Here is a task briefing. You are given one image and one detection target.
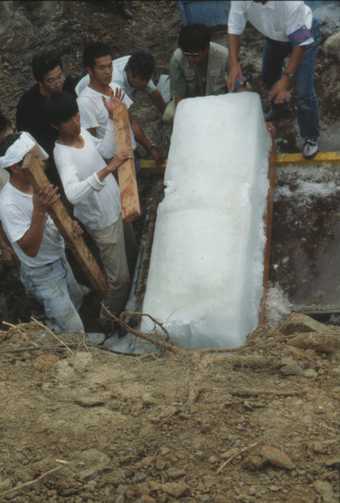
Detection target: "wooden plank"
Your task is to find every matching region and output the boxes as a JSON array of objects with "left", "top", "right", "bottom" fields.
[
  {"left": 140, "top": 159, "right": 166, "bottom": 176},
  {"left": 259, "top": 130, "right": 276, "bottom": 326},
  {"left": 276, "top": 151, "right": 340, "bottom": 166},
  {"left": 111, "top": 101, "right": 141, "bottom": 222},
  {"left": 24, "top": 152, "right": 108, "bottom": 296},
  {"left": 140, "top": 152, "right": 340, "bottom": 174}
]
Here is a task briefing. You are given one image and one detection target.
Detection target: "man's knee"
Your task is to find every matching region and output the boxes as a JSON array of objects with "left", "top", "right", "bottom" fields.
[
  {"left": 296, "top": 95, "right": 318, "bottom": 112},
  {"left": 44, "top": 286, "right": 84, "bottom": 333}
]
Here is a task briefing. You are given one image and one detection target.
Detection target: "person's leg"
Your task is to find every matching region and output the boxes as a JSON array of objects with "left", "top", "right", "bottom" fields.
[
  {"left": 262, "top": 38, "right": 291, "bottom": 90},
  {"left": 90, "top": 218, "right": 131, "bottom": 318},
  {"left": 262, "top": 38, "right": 291, "bottom": 120},
  {"left": 62, "top": 255, "right": 89, "bottom": 310},
  {"left": 124, "top": 221, "right": 138, "bottom": 279},
  {"left": 20, "top": 260, "right": 84, "bottom": 333},
  {"left": 295, "top": 20, "right": 320, "bottom": 155}
]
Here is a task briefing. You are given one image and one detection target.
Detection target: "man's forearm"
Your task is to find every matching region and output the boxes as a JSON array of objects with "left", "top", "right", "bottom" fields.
[
  {"left": 150, "top": 90, "right": 166, "bottom": 114},
  {"left": 130, "top": 117, "right": 153, "bottom": 151},
  {"left": 228, "top": 34, "right": 241, "bottom": 65},
  {"left": 17, "top": 208, "right": 46, "bottom": 257},
  {"left": 286, "top": 46, "right": 306, "bottom": 75}
]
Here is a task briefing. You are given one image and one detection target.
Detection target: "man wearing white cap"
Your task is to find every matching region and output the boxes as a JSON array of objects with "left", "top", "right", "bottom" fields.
[{"left": 0, "top": 132, "right": 86, "bottom": 333}]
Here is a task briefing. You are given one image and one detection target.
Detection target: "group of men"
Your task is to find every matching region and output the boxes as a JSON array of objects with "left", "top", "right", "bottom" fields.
[{"left": 0, "top": 0, "right": 320, "bottom": 336}]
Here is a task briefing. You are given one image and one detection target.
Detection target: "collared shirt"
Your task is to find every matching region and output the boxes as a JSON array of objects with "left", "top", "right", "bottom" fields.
[
  {"left": 170, "top": 42, "right": 228, "bottom": 100},
  {"left": 228, "top": 1, "right": 314, "bottom": 46}
]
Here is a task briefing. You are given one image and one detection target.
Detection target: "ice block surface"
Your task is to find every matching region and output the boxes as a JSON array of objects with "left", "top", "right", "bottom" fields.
[{"left": 142, "top": 93, "right": 271, "bottom": 348}]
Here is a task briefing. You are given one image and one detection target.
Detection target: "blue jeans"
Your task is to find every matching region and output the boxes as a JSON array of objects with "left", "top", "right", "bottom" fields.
[
  {"left": 262, "top": 18, "right": 320, "bottom": 140},
  {"left": 20, "top": 255, "right": 85, "bottom": 333}
]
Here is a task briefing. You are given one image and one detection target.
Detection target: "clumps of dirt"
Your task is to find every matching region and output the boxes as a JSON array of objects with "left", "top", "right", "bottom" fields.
[{"left": 0, "top": 313, "right": 340, "bottom": 502}]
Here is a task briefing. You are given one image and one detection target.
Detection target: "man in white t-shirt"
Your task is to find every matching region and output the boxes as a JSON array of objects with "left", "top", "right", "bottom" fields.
[
  {"left": 0, "top": 132, "right": 85, "bottom": 333},
  {"left": 77, "top": 42, "right": 162, "bottom": 165},
  {"left": 46, "top": 92, "right": 132, "bottom": 323},
  {"left": 76, "top": 50, "right": 166, "bottom": 114},
  {"left": 228, "top": 1, "right": 320, "bottom": 159}
]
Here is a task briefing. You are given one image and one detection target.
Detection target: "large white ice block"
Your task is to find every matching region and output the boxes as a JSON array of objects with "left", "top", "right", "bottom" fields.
[{"left": 142, "top": 93, "right": 271, "bottom": 348}]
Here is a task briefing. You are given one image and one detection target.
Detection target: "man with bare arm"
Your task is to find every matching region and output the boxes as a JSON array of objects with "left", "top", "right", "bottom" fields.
[{"left": 228, "top": 0, "right": 320, "bottom": 159}]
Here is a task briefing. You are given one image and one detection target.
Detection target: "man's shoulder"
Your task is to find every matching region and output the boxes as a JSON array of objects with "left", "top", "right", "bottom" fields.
[
  {"left": 170, "top": 48, "right": 184, "bottom": 65},
  {"left": 0, "top": 184, "right": 28, "bottom": 214},
  {"left": 77, "top": 87, "right": 101, "bottom": 108},
  {"left": 17, "top": 84, "right": 41, "bottom": 107}
]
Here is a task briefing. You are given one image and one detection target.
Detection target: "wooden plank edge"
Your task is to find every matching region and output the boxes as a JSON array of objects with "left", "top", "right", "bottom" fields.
[
  {"left": 276, "top": 151, "right": 340, "bottom": 166},
  {"left": 259, "top": 136, "right": 276, "bottom": 327},
  {"left": 140, "top": 152, "right": 340, "bottom": 175}
]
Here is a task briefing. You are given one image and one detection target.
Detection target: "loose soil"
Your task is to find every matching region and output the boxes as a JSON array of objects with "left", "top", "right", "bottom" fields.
[
  {"left": 1, "top": 315, "right": 340, "bottom": 502},
  {"left": 1, "top": 3, "right": 340, "bottom": 503}
]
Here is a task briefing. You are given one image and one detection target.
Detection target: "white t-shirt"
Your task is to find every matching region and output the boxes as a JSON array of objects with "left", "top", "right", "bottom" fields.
[
  {"left": 0, "top": 182, "right": 65, "bottom": 268},
  {"left": 53, "top": 124, "right": 121, "bottom": 231},
  {"left": 77, "top": 82, "right": 136, "bottom": 149},
  {"left": 228, "top": 1, "right": 314, "bottom": 46},
  {"left": 75, "top": 55, "right": 157, "bottom": 99}
]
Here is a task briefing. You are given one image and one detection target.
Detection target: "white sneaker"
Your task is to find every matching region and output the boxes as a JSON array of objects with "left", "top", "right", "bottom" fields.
[{"left": 303, "top": 139, "right": 319, "bottom": 159}]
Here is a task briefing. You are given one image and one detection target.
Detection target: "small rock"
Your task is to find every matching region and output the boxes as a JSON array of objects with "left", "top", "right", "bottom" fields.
[
  {"left": 161, "top": 482, "right": 191, "bottom": 498},
  {"left": 132, "top": 472, "right": 146, "bottom": 483},
  {"left": 289, "top": 333, "right": 340, "bottom": 354},
  {"left": 33, "top": 353, "right": 60, "bottom": 371},
  {"left": 312, "top": 441, "right": 336, "bottom": 455},
  {"left": 0, "top": 479, "right": 12, "bottom": 491},
  {"left": 280, "top": 362, "right": 304, "bottom": 376},
  {"left": 159, "top": 447, "right": 171, "bottom": 456},
  {"left": 243, "top": 454, "right": 264, "bottom": 470},
  {"left": 71, "top": 352, "right": 93, "bottom": 372},
  {"left": 313, "top": 480, "right": 337, "bottom": 503},
  {"left": 280, "top": 313, "right": 327, "bottom": 335},
  {"left": 303, "top": 368, "right": 318, "bottom": 378},
  {"left": 73, "top": 449, "right": 111, "bottom": 481},
  {"left": 208, "top": 455, "right": 218, "bottom": 464},
  {"left": 261, "top": 445, "right": 295, "bottom": 470},
  {"left": 54, "top": 360, "right": 75, "bottom": 381},
  {"left": 74, "top": 391, "right": 110, "bottom": 408},
  {"left": 269, "top": 485, "right": 280, "bottom": 492},
  {"left": 167, "top": 468, "right": 186, "bottom": 480},
  {"left": 248, "top": 486, "right": 257, "bottom": 496},
  {"left": 324, "top": 32, "right": 340, "bottom": 62}
]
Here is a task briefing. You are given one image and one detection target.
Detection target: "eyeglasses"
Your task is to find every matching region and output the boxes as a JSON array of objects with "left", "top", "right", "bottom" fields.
[
  {"left": 183, "top": 51, "right": 200, "bottom": 57},
  {"left": 45, "top": 73, "right": 65, "bottom": 85}
]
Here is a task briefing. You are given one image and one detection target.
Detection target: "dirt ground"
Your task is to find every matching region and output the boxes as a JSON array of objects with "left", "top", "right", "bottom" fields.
[
  {"left": 1, "top": 313, "right": 340, "bottom": 503},
  {"left": 1, "top": 3, "right": 340, "bottom": 502}
]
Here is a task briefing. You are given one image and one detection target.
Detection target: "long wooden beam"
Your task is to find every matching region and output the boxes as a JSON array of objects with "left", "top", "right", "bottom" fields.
[
  {"left": 24, "top": 153, "right": 108, "bottom": 296},
  {"left": 275, "top": 151, "right": 340, "bottom": 166},
  {"left": 139, "top": 151, "right": 340, "bottom": 175},
  {"left": 259, "top": 134, "right": 276, "bottom": 326},
  {"left": 111, "top": 101, "right": 141, "bottom": 223}
]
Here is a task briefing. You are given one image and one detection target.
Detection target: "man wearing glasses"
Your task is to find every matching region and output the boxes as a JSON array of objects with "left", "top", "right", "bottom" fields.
[
  {"left": 165, "top": 24, "right": 228, "bottom": 121},
  {"left": 16, "top": 51, "right": 77, "bottom": 183}
]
